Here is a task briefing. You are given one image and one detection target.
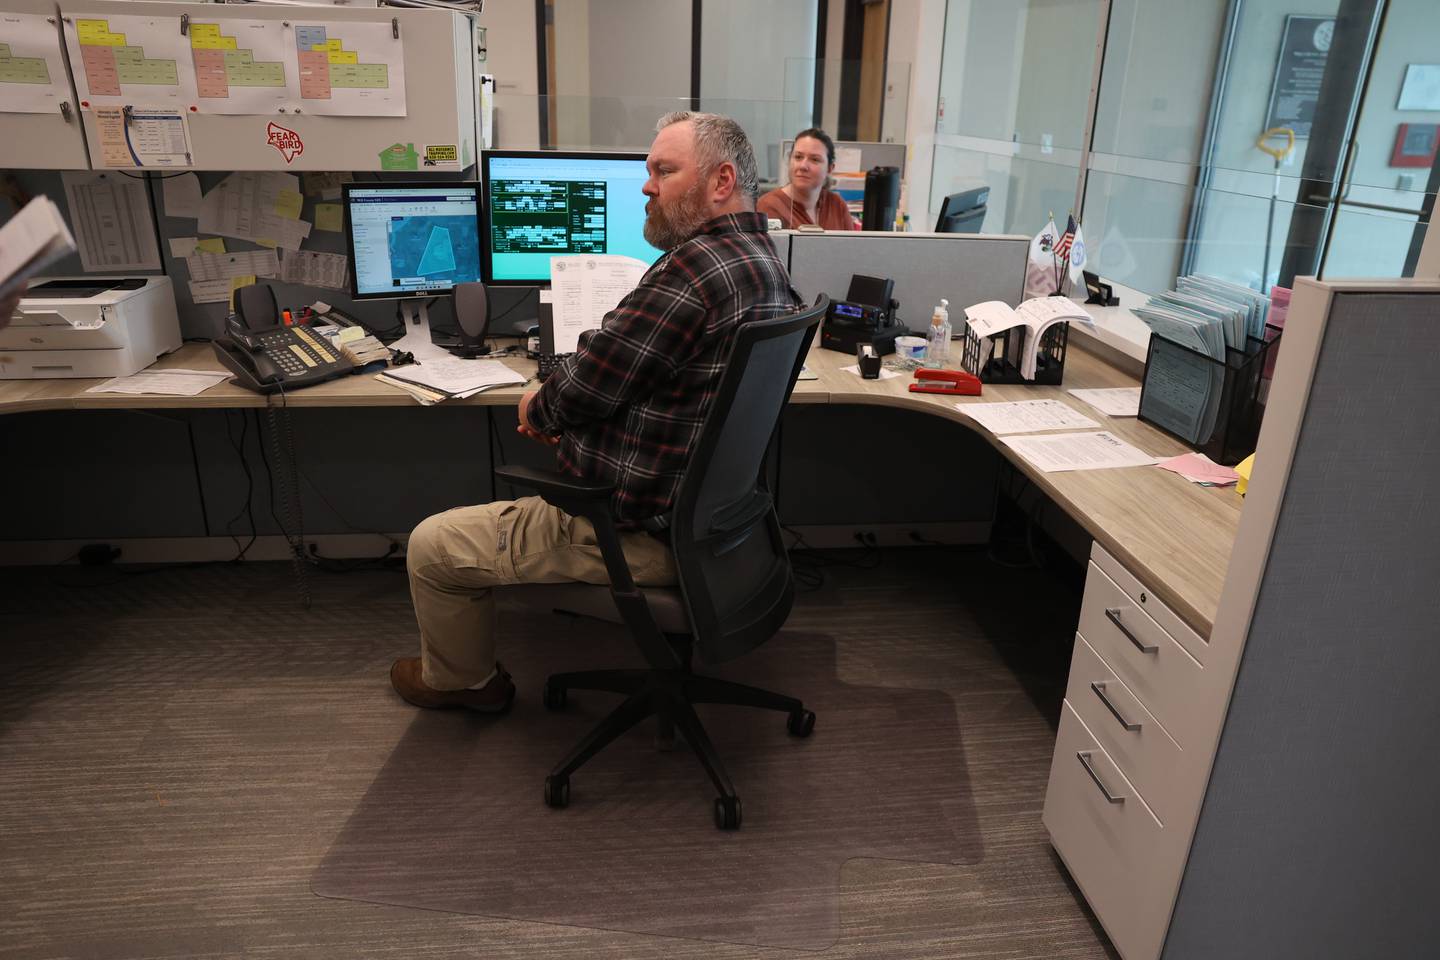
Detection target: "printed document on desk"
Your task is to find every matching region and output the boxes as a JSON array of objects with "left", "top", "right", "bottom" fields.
[
  {"left": 958, "top": 398, "right": 1099, "bottom": 434},
  {"left": 381, "top": 357, "right": 526, "bottom": 397},
  {"left": 1067, "top": 387, "right": 1141, "bottom": 417},
  {"left": 1000, "top": 431, "right": 1158, "bottom": 472},
  {"left": 964, "top": 297, "right": 1093, "bottom": 380},
  {"left": 549, "top": 255, "right": 648, "bottom": 353}
]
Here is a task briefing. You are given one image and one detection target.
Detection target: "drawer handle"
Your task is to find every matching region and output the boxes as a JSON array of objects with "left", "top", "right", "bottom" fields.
[
  {"left": 1105, "top": 607, "right": 1158, "bottom": 654},
  {"left": 1091, "top": 681, "right": 1143, "bottom": 732},
  {"left": 1077, "top": 751, "right": 1126, "bottom": 804}
]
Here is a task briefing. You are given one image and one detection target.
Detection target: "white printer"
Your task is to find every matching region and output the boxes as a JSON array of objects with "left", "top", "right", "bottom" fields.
[{"left": 0, "top": 276, "right": 182, "bottom": 379}]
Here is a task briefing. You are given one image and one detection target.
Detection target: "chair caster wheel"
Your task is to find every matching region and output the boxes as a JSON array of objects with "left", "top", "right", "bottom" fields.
[
  {"left": 543, "top": 775, "right": 570, "bottom": 809},
  {"left": 714, "top": 795, "right": 742, "bottom": 830},
  {"left": 542, "top": 681, "right": 568, "bottom": 711},
  {"left": 787, "top": 709, "right": 816, "bottom": 738}
]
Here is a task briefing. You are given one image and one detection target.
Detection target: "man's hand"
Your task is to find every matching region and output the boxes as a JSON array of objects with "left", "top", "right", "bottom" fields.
[
  {"left": 0, "top": 282, "right": 25, "bottom": 331},
  {"left": 517, "top": 390, "right": 559, "bottom": 446}
]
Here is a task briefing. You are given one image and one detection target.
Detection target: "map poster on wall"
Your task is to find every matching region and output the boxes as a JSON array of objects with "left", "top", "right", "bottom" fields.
[
  {"left": 64, "top": 13, "right": 199, "bottom": 108},
  {"left": 1264, "top": 15, "right": 1334, "bottom": 139},
  {"left": 0, "top": 13, "right": 74, "bottom": 114},
  {"left": 190, "top": 19, "right": 292, "bottom": 115},
  {"left": 292, "top": 21, "right": 405, "bottom": 117}
]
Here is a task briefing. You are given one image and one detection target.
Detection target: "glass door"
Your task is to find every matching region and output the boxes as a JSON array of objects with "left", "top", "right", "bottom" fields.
[
  {"left": 1188, "top": 0, "right": 1437, "bottom": 289},
  {"left": 1308, "top": 0, "right": 1438, "bottom": 279}
]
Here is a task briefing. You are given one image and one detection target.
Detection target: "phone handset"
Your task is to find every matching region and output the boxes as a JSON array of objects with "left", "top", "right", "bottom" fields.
[{"left": 214, "top": 317, "right": 283, "bottom": 390}]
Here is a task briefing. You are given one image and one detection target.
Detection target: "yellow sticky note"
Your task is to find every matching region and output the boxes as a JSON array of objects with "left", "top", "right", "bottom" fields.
[
  {"left": 228, "top": 275, "right": 256, "bottom": 310},
  {"left": 275, "top": 190, "right": 303, "bottom": 220},
  {"left": 336, "top": 326, "right": 365, "bottom": 345},
  {"left": 196, "top": 237, "right": 226, "bottom": 254},
  {"left": 1234, "top": 453, "right": 1255, "bottom": 496},
  {"left": 254, "top": 238, "right": 277, "bottom": 249},
  {"left": 314, "top": 203, "right": 343, "bottom": 233}
]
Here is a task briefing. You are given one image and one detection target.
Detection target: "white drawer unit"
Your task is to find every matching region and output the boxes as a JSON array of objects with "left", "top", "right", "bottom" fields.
[
  {"left": 1064, "top": 633, "right": 1194, "bottom": 824},
  {"left": 1043, "top": 701, "right": 1186, "bottom": 960},
  {"left": 1077, "top": 562, "right": 1212, "bottom": 749},
  {"left": 1090, "top": 543, "right": 1206, "bottom": 663}
]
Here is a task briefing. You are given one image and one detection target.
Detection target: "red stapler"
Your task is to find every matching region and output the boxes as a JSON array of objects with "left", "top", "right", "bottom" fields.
[{"left": 909, "top": 368, "right": 982, "bottom": 396}]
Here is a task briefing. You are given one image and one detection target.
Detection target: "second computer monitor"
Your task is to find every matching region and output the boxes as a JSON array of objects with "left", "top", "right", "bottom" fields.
[
  {"left": 481, "top": 150, "right": 663, "bottom": 285},
  {"left": 934, "top": 187, "right": 990, "bottom": 234},
  {"left": 344, "top": 182, "right": 482, "bottom": 300}
]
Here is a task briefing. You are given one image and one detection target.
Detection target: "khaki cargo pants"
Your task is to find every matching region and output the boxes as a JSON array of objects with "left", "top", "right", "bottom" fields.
[{"left": 406, "top": 496, "right": 677, "bottom": 689}]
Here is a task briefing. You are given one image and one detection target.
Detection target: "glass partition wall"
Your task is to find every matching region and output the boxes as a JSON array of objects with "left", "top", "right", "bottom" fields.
[{"left": 935, "top": 0, "right": 1438, "bottom": 294}]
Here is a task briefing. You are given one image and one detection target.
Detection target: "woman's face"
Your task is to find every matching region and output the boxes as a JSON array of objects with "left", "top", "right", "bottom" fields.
[{"left": 789, "top": 136, "right": 832, "bottom": 194}]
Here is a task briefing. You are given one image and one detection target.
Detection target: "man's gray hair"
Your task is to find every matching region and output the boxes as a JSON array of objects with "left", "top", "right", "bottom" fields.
[{"left": 656, "top": 111, "right": 760, "bottom": 204}]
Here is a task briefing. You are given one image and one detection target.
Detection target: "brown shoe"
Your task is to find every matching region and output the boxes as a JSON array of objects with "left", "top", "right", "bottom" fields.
[{"left": 390, "top": 657, "right": 515, "bottom": 714}]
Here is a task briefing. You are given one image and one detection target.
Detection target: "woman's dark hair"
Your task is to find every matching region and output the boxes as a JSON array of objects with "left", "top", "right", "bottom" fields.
[{"left": 791, "top": 128, "right": 836, "bottom": 167}]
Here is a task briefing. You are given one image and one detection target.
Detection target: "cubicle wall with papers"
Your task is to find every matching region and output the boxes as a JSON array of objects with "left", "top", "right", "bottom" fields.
[{"left": 786, "top": 231, "right": 1029, "bottom": 330}]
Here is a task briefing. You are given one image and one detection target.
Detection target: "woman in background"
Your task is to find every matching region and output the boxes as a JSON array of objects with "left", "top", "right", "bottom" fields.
[{"left": 757, "top": 128, "right": 860, "bottom": 231}]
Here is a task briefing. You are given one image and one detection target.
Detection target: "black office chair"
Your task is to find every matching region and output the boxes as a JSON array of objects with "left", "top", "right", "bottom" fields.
[{"left": 495, "top": 294, "right": 828, "bottom": 830}]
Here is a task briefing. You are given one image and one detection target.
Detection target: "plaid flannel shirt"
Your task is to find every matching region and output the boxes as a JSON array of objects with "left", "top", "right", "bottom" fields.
[{"left": 526, "top": 212, "right": 802, "bottom": 524}]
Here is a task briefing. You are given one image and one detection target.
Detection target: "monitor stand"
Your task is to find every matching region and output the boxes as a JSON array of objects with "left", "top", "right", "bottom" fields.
[{"left": 390, "top": 300, "right": 449, "bottom": 361}]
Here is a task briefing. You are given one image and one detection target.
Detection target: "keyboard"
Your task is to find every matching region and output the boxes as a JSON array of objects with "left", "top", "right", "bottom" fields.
[{"left": 535, "top": 352, "right": 574, "bottom": 382}]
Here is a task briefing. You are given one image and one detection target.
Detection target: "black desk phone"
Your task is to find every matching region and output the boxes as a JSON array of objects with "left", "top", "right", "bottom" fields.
[{"left": 213, "top": 318, "right": 354, "bottom": 394}]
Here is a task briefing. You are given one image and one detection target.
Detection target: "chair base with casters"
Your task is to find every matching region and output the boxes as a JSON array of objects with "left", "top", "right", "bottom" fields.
[
  {"left": 515, "top": 604, "right": 816, "bottom": 831},
  {"left": 495, "top": 294, "right": 828, "bottom": 830}
]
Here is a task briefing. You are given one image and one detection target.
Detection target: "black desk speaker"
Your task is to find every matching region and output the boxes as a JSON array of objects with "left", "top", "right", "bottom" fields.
[{"left": 454, "top": 281, "right": 490, "bottom": 352}]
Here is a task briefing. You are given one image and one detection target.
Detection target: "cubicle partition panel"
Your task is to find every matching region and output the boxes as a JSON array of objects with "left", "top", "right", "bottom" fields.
[{"left": 786, "top": 232, "right": 1029, "bottom": 331}]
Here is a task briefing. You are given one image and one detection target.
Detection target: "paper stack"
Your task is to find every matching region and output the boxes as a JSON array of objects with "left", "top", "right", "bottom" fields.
[
  {"left": 1133, "top": 275, "right": 1272, "bottom": 445},
  {"left": 0, "top": 195, "right": 77, "bottom": 300},
  {"left": 337, "top": 335, "right": 391, "bottom": 368},
  {"left": 1156, "top": 452, "right": 1240, "bottom": 487},
  {"left": 376, "top": 357, "right": 527, "bottom": 405}
]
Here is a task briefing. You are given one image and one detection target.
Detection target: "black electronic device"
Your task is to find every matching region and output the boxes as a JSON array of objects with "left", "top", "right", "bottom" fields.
[
  {"left": 212, "top": 319, "right": 354, "bottom": 394},
  {"left": 861, "top": 165, "right": 901, "bottom": 231},
  {"left": 820, "top": 272, "right": 903, "bottom": 355},
  {"left": 1083, "top": 270, "right": 1120, "bottom": 307},
  {"left": 451, "top": 281, "right": 492, "bottom": 357},
  {"left": 934, "top": 187, "right": 989, "bottom": 233}
]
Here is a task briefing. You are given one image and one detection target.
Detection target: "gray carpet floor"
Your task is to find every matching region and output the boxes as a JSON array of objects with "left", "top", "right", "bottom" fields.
[{"left": 0, "top": 547, "right": 1118, "bottom": 960}]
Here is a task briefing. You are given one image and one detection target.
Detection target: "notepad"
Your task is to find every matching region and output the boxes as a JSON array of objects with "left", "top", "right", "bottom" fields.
[{"left": 380, "top": 357, "right": 526, "bottom": 398}]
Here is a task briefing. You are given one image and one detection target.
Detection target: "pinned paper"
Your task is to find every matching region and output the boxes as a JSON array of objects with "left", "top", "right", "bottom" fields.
[
  {"left": 185, "top": 249, "right": 276, "bottom": 281},
  {"left": 229, "top": 275, "right": 257, "bottom": 309},
  {"left": 314, "top": 203, "right": 343, "bottom": 232},
  {"left": 279, "top": 249, "right": 347, "bottom": 289},
  {"left": 188, "top": 278, "right": 231, "bottom": 304},
  {"left": 196, "top": 237, "right": 226, "bottom": 254},
  {"left": 162, "top": 173, "right": 203, "bottom": 219},
  {"left": 303, "top": 172, "right": 347, "bottom": 200},
  {"left": 61, "top": 172, "right": 161, "bottom": 271},
  {"left": 168, "top": 236, "right": 199, "bottom": 258},
  {"left": 275, "top": 189, "right": 303, "bottom": 220}
]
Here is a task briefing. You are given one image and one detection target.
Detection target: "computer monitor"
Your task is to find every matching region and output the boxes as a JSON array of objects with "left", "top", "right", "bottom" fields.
[
  {"left": 480, "top": 150, "right": 663, "bottom": 286},
  {"left": 934, "top": 187, "right": 989, "bottom": 234},
  {"left": 343, "top": 181, "right": 482, "bottom": 300}
]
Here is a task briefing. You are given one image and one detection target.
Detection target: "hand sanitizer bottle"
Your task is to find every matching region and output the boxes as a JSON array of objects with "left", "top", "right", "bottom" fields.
[{"left": 924, "top": 299, "right": 951, "bottom": 368}]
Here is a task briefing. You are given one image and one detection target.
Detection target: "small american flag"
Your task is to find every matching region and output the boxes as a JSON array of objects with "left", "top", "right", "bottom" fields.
[{"left": 1053, "top": 216, "right": 1077, "bottom": 260}]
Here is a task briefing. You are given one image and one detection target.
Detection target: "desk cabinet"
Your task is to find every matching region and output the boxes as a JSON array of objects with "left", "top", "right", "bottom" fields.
[{"left": 1043, "top": 543, "right": 1224, "bottom": 960}]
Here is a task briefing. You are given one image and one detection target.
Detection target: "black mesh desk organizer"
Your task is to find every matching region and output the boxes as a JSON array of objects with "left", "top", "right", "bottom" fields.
[
  {"left": 1138, "top": 324, "right": 1282, "bottom": 466},
  {"left": 959, "top": 320, "right": 1069, "bottom": 385}
]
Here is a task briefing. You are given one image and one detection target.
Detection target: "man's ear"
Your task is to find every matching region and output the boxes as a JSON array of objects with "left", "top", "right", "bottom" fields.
[{"left": 710, "top": 161, "right": 738, "bottom": 204}]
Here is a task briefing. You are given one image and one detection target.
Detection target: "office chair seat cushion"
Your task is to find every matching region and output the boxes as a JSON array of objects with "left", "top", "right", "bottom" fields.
[{"left": 506, "top": 582, "right": 691, "bottom": 634}]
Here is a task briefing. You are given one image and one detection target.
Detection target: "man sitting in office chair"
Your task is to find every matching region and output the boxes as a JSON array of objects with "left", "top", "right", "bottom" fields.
[{"left": 391, "top": 111, "right": 804, "bottom": 711}]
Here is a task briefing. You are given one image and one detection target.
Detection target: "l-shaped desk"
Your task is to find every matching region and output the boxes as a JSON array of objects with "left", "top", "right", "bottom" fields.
[{"left": 1, "top": 328, "right": 1243, "bottom": 960}]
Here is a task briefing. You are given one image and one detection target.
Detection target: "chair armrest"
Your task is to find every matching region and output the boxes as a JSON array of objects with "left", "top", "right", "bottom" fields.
[
  {"left": 494, "top": 464, "right": 639, "bottom": 594},
  {"left": 495, "top": 465, "right": 613, "bottom": 509}
]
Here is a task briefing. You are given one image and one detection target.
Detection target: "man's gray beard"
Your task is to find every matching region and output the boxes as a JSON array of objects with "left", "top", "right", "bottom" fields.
[{"left": 643, "top": 184, "right": 710, "bottom": 251}]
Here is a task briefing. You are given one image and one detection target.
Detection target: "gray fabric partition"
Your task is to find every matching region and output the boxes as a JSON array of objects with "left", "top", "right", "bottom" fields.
[
  {"left": 787, "top": 232, "right": 1029, "bottom": 329},
  {"left": 1161, "top": 291, "right": 1440, "bottom": 958}
]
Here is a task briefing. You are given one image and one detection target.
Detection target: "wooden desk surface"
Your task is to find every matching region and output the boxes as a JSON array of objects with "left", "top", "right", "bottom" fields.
[{"left": 0, "top": 340, "right": 1238, "bottom": 636}]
